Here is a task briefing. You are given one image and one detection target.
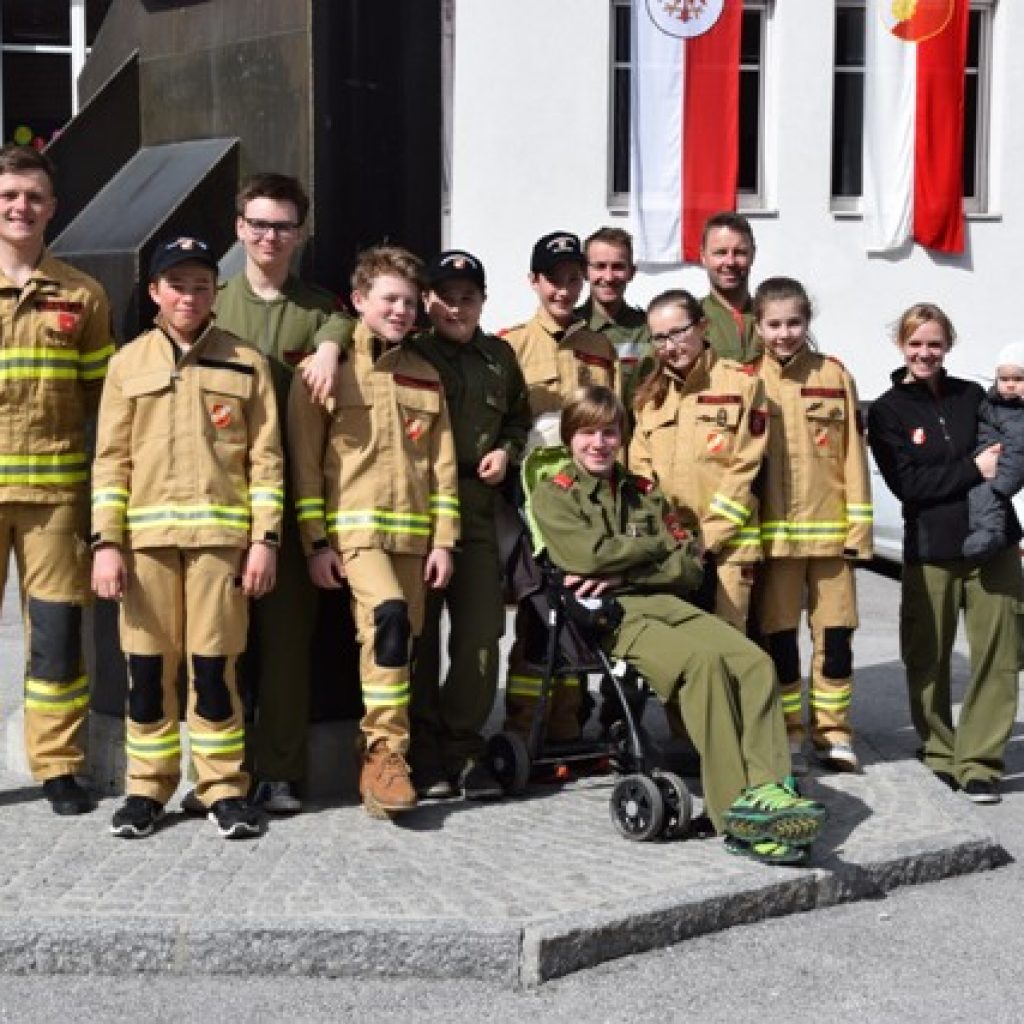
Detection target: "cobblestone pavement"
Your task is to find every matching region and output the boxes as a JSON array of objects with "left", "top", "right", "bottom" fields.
[{"left": 0, "top": 568, "right": 1010, "bottom": 984}]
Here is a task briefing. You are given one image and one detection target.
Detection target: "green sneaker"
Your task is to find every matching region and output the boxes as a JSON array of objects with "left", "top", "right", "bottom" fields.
[
  {"left": 724, "top": 835, "right": 809, "bottom": 866},
  {"left": 722, "top": 780, "right": 828, "bottom": 846}
]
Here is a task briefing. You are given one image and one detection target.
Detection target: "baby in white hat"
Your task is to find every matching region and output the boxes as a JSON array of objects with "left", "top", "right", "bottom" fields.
[{"left": 963, "top": 341, "right": 1024, "bottom": 560}]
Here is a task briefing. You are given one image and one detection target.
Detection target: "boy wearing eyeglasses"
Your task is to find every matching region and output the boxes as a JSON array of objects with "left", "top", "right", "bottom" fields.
[{"left": 213, "top": 174, "right": 354, "bottom": 815}]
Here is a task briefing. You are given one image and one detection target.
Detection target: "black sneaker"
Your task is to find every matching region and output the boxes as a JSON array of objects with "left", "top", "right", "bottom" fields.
[
  {"left": 457, "top": 760, "right": 504, "bottom": 801},
  {"left": 413, "top": 766, "right": 456, "bottom": 800},
  {"left": 111, "top": 795, "right": 164, "bottom": 838},
  {"left": 963, "top": 778, "right": 1001, "bottom": 804},
  {"left": 208, "top": 797, "right": 263, "bottom": 838},
  {"left": 43, "top": 774, "right": 93, "bottom": 816},
  {"left": 179, "top": 788, "right": 206, "bottom": 816}
]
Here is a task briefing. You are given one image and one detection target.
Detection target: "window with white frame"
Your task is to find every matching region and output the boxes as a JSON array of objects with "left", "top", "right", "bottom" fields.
[
  {"left": 831, "top": 0, "right": 994, "bottom": 214},
  {"left": 0, "top": 0, "right": 112, "bottom": 146},
  {"left": 609, "top": 0, "right": 770, "bottom": 209}
]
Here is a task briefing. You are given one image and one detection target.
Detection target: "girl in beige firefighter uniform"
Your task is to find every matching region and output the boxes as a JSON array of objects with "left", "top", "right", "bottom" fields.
[
  {"left": 288, "top": 245, "right": 459, "bottom": 818},
  {"left": 92, "top": 236, "right": 284, "bottom": 840},
  {"left": 630, "top": 289, "right": 767, "bottom": 631},
  {"left": 753, "top": 277, "right": 873, "bottom": 774}
]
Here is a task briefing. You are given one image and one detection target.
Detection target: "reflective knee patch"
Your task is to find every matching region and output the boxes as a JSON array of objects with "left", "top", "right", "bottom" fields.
[
  {"left": 822, "top": 627, "right": 854, "bottom": 679},
  {"left": 766, "top": 629, "right": 800, "bottom": 687},
  {"left": 28, "top": 596, "right": 82, "bottom": 681},
  {"left": 373, "top": 599, "right": 410, "bottom": 668},
  {"left": 127, "top": 654, "right": 164, "bottom": 724},
  {"left": 192, "top": 654, "right": 232, "bottom": 722}
]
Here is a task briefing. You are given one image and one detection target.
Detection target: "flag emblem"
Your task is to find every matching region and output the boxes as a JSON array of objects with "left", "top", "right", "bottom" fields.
[
  {"left": 645, "top": 0, "right": 724, "bottom": 39},
  {"left": 884, "top": 0, "right": 954, "bottom": 43},
  {"left": 706, "top": 430, "right": 726, "bottom": 454},
  {"left": 210, "top": 403, "right": 233, "bottom": 429}
]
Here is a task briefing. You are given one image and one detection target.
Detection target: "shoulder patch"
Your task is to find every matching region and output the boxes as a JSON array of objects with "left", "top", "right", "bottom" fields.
[
  {"left": 632, "top": 474, "right": 655, "bottom": 494},
  {"left": 551, "top": 472, "right": 575, "bottom": 490},
  {"left": 739, "top": 359, "right": 759, "bottom": 376}
]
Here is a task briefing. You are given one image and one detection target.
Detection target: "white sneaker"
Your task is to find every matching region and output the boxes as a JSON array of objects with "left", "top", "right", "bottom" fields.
[
  {"left": 819, "top": 742, "right": 860, "bottom": 773},
  {"left": 789, "top": 740, "right": 809, "bottom": 777},
  {"left": 253, "top": 779, "right": 302, "bottom": 814}
]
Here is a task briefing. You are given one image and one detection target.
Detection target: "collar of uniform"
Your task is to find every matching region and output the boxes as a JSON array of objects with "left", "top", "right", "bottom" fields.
[
  {"left": 893, "top": 365, "right": 948, "bottom": 395},
  {"left": 155, "top": 315, "right": 217, "bottom": 363},
  {"left": 533, "top": 305, "right": 584, "bottom": 341},
  {"left": 570, "top": 461, "right": 624, "bottom": 500},
  {"left": 577, "top": 297, "right": 646, "bottom": 332},
  {"left": 222, "top": 270, "right": 300, "bottom": 307},
  {"left": 0, "top": 249, "right": 61, "bottom": 291},
  {"left": 353, "top": 318, "right": 404, "bottom": 359},
  {"left": 426, "top": 325, "right": 483, "bottom": 354},
  {"left": 665, "top": 346, "right": 713, "bottom": 392},
  {"left": 703, "top": 290, "right": 753, "bottom": 318},
  {"left": 767, "top": 343, "right": 815, "bottom": 376}
]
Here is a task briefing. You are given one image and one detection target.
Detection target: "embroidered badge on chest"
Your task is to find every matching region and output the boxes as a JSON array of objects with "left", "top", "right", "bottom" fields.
[
  {"left": 814, "top": 426, "right": 830, "bottom": 448},
  {"left": 57, "top": 312, "right": 78, "bottom": 333},
  {"left": 911, "top": 427, "right": 926, "bottom": 445},
  {"left": 406, "top": 417, "right": 426, "bottom": 442},
  {"left": 210, "top": 403, "right": 233, "bottom": 429},
  {"left": 706, "top": 431, "right": 726, "bottom": 454}
]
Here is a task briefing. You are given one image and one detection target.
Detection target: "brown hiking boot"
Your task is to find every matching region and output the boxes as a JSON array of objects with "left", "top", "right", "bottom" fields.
[{"left": 359, "top": 741, "right": 417, "bottom": 818}]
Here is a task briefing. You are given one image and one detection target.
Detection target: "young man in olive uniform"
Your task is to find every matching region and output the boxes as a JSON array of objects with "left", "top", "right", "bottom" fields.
[
  {"left": 532, "top": 386, "right": 827, "bottom": 865},
  {"left": 700, "top": 212, "right": 759, "bottom": 364},
  {"left": 408, "top": 251, "right": 531, "bottom": 799},
  {"left": 213, "top": 173, "right": 354, "bottom": 813},
  {"left": 576, "top": 227, "right": 651, "bottom": 405},
  {"left": 0, "top": 144, "right": 113, "bottom": 816}
]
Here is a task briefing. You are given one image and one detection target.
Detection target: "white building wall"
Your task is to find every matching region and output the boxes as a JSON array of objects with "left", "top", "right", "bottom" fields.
[{"left": 450, "top": 0, "right": 1024, "bottom": 400}]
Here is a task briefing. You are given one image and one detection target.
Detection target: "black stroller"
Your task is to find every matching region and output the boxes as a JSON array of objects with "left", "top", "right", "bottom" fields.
[{"left": 485, "top": 445, "right": 694, "bottom": 842}]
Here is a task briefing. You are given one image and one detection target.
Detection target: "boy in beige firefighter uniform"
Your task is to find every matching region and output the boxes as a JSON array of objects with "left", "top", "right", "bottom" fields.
[
  {"left": 630, "top": 289, "right": 767, "bottom": 632},
  {"left": 752, "top": 278, "right": 873, "bottom": 774},
  {"left": 288, "top": 246, "right": 459, "bottom": 817},
  {"left": 500, "top": 231, "right": 618, "bottom": 741},
  {"left": 0, "top": 144, "right": 113, "bottom": 816},
  {"left": 92, "top": 237, "right": 283, "bottom": 840}
]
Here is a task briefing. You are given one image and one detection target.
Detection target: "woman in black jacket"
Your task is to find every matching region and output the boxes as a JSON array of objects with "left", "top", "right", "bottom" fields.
[{"left": 867, "top": 302, "right": 1021, "bottom": 804}]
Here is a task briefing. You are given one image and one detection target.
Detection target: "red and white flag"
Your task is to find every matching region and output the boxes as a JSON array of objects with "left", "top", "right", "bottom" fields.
[
  {"left": 863, "top": 0, "right": 969, "bottom": 254},
  {"left": 629, "top": 0, "right": 742, "bottom": 264}
]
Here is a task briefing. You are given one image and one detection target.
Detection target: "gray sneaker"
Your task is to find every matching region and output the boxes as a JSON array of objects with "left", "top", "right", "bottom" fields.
[{"left": 252, "top": 779, "right": 302, "bottom": 814}]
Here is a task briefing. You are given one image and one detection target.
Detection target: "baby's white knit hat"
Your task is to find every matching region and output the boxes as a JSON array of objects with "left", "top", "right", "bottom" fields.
[{"left": 996, "top": 340, "right": 1024, "bottom": 372}]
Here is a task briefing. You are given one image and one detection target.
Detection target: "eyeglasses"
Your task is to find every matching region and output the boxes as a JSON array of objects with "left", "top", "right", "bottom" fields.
[
  {"left": 651, "top": 322, "right": 698, "bottom": 349},
  {"left": 242, "top": 217, "right": 300, "bottom": 238}
]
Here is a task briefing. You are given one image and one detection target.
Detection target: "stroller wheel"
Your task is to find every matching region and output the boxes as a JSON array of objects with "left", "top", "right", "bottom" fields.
[
  {"left": 652, "top": 769, "right": 693, "bottom": 841},
  {"left": 609, "top": 774, "right": 665, "bottom": 842},
  {"left": 486, "top": 731, "right": 531, "bottom": 795}
]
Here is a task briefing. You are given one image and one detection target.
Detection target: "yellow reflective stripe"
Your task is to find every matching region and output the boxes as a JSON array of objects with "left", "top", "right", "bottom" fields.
[
  {"left": 249, "top": 486, "right": 284, "bottom": 509},
  {"left": 328, "top": 510, "right": 432, "bottom": 536},
  {"left": 362, "top": 680, "right": 410, "bottom": 708},
  {"left": 296, "top": 496, "right": 325, "bottom": 523},
  {"left": 780, "top": 692, "right": 803, "bottom": 714},
  {"left": 760, "top": 520, "right": 848, "bottom": 541},
  {"left": 846, "top": 503, "right": 874, "bottom": 523},
  {"left": 79, "top": 344, "right": 114, "bottom": 380},
  {"left": 126, "top": 728, "right": 182, "bottom": 760},
  {"left": 127, "top": 504, "right": 251, "bottom": 530},
  {"left": 723, "top": 526, "right": 762, "bottom": 549},
  {"left": 0, "top": 452, "right": 88, "bottom": 485},
  {"left": 430, "top": 494, "right": 460, "bottom": 518},
  {"left": 810, "top": 686, "right": 852, "bottom": 710},
  {"left": 24, "top": 675, "right": 89, "bottom": 712},
  {"left": 507, "top": 674, "right": 542, "bottom": 698},
  {"left": 709, "top": 492, "right": 750, "bottom": 526},
  {"left": 189, "top": 727, "right": 245, "bottom": 756}
]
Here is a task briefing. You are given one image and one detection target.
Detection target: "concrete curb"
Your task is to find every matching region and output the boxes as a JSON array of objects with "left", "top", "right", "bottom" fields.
[{"left": 0, "top": 827, "right": 1007, "bottom": 987}]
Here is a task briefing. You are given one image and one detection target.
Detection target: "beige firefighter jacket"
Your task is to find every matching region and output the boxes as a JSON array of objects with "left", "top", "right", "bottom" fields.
[
  {"left": 91, "top": 320, "right": 284, "bottom": 551},
  {"left": 629, "top": 349, "right": 767, "bottom": 564},
  {"left": 0, "top": 252, "right": 113, "bottom": 503},
  {"left": 500, "top": 308, "right": 619, "bottom": 424},
  {"left": 288, "top": 322, "right": 460, "bottom": 556},
  {"left": 756, "top": 346, "right": 873, "bottom": 559}
]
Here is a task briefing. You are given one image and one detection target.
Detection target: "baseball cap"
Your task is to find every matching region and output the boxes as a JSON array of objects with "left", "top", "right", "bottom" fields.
[
  {"left": 149, "top": 236, "right": 219, "bottom": 280},
  {"left": 427, "top": 249, "right": 486, "bottom": 290},
  {"left": 530, "top": 231, "right": 585, "bottom": 276}
]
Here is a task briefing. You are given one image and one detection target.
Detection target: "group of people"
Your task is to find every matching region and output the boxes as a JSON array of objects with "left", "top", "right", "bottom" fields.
[{"left": 1, "top": 140, "right": 1020, "bottom": 864}]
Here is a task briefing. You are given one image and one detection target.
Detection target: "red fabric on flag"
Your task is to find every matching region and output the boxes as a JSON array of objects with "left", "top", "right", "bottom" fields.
[
  {"left": 913, "top": 0, "right": 969, "bottom": 253},
  {"left": 681, "top": 1, "right": 742, "bottom": 263}
]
